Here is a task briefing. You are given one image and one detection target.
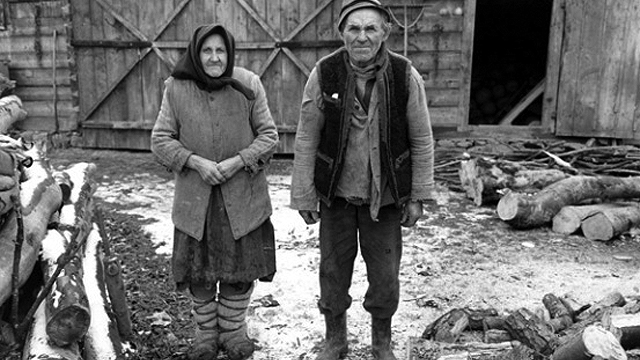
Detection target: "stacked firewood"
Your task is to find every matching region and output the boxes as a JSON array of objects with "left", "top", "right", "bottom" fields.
[
  {"left": 448, "top": 139, "right": 640, "bottom": 241},
  {"left": 409, "top": 290, "right": 640, "bottom": 360},
  {"left": 0, "top": 137, "right": 133, "bottom": 359}
]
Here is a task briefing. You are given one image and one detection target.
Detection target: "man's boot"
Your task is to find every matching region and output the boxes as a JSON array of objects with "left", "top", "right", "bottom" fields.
[
  {"left": 189, "top": 297, "right": 219, "bottom": 360},
  {"left": 371, "top": 317, "right": 397, "bottom": 360},
  {"left": 316, "top": 312, "right": 348, "bottom": 360},
  {"left": 218, "top": 283, "right": 255, "bottom": 360}
]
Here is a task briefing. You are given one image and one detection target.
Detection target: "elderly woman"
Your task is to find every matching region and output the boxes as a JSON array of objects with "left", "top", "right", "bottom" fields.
[{"left": 151, "top": 24, "right": 278, "bottom": 360}]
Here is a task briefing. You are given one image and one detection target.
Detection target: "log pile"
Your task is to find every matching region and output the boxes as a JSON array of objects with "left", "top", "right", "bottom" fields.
[
  {"left": 409, "top": 290, "right": 640, "bottom": 360},
  {"left": 0, "top": 71, "right": 27, "bottom": 133},
  {"left": 0, "top": 137, "right": 133, "bottom": 359},
  {"left": 441, "top": 139, "right": 640, "bottom": 241}
]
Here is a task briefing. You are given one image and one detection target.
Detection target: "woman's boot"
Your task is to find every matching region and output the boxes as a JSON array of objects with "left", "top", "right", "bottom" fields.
[
  {"left": 189, "top": 296, "right": 219, "bottom": 360},
  {"left": 218, "top": 282, "right": 255, "bottom": 360},
  {"left": 316, "top": 312, "right": 348, "bottom": 360},
  {"left": 371, "top": 317, "right": 397, "bottom": 360}
]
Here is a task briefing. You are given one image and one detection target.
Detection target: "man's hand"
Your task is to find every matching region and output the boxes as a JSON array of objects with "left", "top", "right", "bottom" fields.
[
  {"left": 401, "top": 201, "right": 423, "bottom": 227},
  {"left": 216, "top": 155, "right": 244, "bottom": 180},
  {"left": 299, "top": 210, "right": 320, "bottom": 225},
  {"left": 187, "top": 155, "right": 227, "bottom": 186}
]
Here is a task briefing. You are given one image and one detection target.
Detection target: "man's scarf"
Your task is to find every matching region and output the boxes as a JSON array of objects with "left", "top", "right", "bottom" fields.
[{"left": 171, "top": 24, "right": 255, "bottom": 100}]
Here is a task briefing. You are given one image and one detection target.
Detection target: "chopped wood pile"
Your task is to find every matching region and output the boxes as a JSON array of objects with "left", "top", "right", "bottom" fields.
[
  {"left": 409, "top": 290, "right": 640, "bottom": 360},
  {"left": 0, "top": 135, "right": 133, "bottom": 359},
  {"left": 435, "top": 139, "right": 640, "bottom": 241}
]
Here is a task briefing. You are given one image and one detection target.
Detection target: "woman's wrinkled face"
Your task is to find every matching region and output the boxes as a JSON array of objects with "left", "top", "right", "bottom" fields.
[
  {"left": 199, "top": 34, "right": 228, "bottom": 78},
  {"left": 340, "top": 8, "right": 390, "bottom": 67}
]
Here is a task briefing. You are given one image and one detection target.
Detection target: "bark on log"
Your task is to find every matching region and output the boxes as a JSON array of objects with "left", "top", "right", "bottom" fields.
[
  {"left": 0, "top": 95, "right": 27, "bottom": 134},
  {"left": 504, "top": 308, "right": 558, "bottom": 356},
  {"left": 58, "top": 162, "right": 96, "bottom": 230},
  {"left": 580, "top": 204, "right": 640, "bottom": 241},
  {"left": 21, "top": 300, "right": 82, "bottom": 360},
  {"left": 422, "top": 308, "right": 470, "bottom": 342},
  {"left": 497, "top": 176, "right": 640, "bottom": 229},
  {"left": 82, "top": 225, "right": 125, "bottom": 360},
  {"left": 608, "top": 313, "right": 640, "bottom": 350},
  {"left": 40, "top": 229, "right": 90, "bottom": 347},
  {"left": 0, "top": 146, "right": 62, "bottom": 307},
  {"left": 407, "top": 338, "right": 533, "bottom": 360},
  {"left": 542, "top": 293, "right": 573, "bottom": 333},
  {"left": 552, "top": 203, "right": 632, "bottom": 235},
  {"left": 576, "top": 291, "right": 626, "bottom": 323},
  {"left": 459, "top": 158, "right": 568, "bottom": 206},
  {"left": 551, "top": 325, "right": 627, "bottom": 360}
]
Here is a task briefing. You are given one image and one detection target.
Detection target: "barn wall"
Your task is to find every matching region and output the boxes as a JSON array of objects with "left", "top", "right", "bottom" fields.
[{"left": 0, "top": 0, "right": 78, "bottom": 133}]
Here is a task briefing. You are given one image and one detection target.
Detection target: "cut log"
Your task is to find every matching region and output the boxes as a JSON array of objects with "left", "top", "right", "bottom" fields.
[
  {"left": 552, "top": 203, "right": 632, "bottom": 235},
  {"left": 542, "top": 293, "right": 573, "bottom": 333},
  {"left": 551, "top": 324, "right": 627, "bottom": 360},
  {"left": 608, "top": 313, "right": 640, "bottom": 350},
  {"left": 459, "top": 158, "right": 568, "bottom": 206},
  {"left": 406, "top": 337, "right": 533, "bottom": 360},
  {"left": 82, "top": 225, "right": 126, "bottom": 360},
  {"left": 0, "top": 95, "right": 27, "bottom": 134},
  {"left": 497, "top": 175, "right": 640, "bottom": 229},
  {"left": 0, "top": 146, "right": 62, "bottom": 307},
  {"left": 422, "top": 308, "right": 470, "bottom": 343},
  {"left": 580, "top": 204, "right": 640, "bottom": 241},
  {"left": 504, "top": 308, "right": 558, "bottom": 356},
  {"left": 40, "top": 229, "right": 90, "bottom": 347},
  {"left": 21, "top": 300, "right": 82, "bottom": 360},
  {"left": 576, "top": 291, "right": 627, "bottom": 323}
]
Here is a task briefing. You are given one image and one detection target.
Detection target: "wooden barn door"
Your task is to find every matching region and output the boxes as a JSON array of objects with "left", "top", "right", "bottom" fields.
[
  {"left": 69, "top": 0, "right": 343, "bottom": 151},
  {"left": 549, "top": 0, "right": 640, "bottom": 139}
]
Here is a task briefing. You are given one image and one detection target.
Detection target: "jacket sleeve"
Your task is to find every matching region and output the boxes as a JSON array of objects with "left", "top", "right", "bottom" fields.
[
  {"left": 237, "top": 73, "right": 279, "bottom": 175},
  {"left": 406, "top": 67, "right": 436, "bottom": 202},
  {"left": 150, "top": 78, "right": 194, "bottom": 173},
  {"left": 290, "top": 67, "right": 324, "bottom": 211}
]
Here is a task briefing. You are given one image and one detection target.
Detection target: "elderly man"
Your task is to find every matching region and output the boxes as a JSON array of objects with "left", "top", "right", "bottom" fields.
[{"left": 290, "top": 0, "right": 435, "bottom": 359}]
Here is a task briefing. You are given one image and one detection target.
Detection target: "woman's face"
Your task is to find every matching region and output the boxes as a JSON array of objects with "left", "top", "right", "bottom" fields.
[{"left": 199, "top": 34, "right": 228, "bottom": 78}]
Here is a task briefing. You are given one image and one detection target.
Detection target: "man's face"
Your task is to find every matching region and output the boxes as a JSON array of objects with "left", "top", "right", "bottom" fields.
[
  {"left": 199, "top": 34, "right": 228, "bottom": 78},
  {"left": 340, "top": 8, "right": 390, "bottom": 67}
]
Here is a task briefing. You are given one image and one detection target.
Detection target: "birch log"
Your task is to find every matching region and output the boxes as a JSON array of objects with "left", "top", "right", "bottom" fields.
[
  {"left": 21, "top": 300, "right": 82, "bottom": 360},
  {"left": 0, "top": 146, "right": 62, "bottom": 307},
  {"left": 459, "top": 158, "right": 568, "bottom": 206},
  {"left": 552, "top": 203, "right": 631, "bottom": 235},
  {"left": 580, "top": 204, "right": 640, "bottom": 241},
  {"left": 40, "top": 229, "right": 90, "bottom": 347},
  {"left": 551, "top": 325, "right": 627, "bottom": 360},
  {"left": 0, "top": 95, "right": 27, "bottom": 134},
  {"left": 497, "top": 176, "right": 640, "bottom": 229},
  {"left": 82, "top": 225, "right": 125, "bottom": 360}
]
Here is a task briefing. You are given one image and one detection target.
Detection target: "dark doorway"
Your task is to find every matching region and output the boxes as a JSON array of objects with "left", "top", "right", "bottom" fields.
[{"left": 469, "top": 0, "right": 553, "bottom": 125}]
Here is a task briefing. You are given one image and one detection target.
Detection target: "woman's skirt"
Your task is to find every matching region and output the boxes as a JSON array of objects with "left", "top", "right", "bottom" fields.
[{"left": 172, "top": 186, "right": 276, "bottom": 291}]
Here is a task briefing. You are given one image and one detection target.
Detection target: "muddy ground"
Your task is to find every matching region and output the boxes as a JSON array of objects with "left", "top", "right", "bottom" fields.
[{"left": 44, "top": 147, "right": 640, "bottom": 360}]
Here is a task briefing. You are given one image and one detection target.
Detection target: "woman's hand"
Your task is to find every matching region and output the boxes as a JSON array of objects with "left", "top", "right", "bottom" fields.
[{"left": 187, "top": 154, "right": 227, "bottom": 185}]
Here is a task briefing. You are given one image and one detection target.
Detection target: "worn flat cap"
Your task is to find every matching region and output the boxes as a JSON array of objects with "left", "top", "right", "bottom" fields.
[{"left": 338, "top": 0, "right": 391, "bottom": 31}]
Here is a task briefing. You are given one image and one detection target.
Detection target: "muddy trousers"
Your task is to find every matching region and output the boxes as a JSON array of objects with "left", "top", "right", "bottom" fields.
[{"left": 317, "top": 198, "right": 403, "bottom": 318}]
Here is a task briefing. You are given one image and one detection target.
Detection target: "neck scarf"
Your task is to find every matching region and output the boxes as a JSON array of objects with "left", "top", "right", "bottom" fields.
[{"left": 171, "top": 24, "right": 255, "bottom": 100}]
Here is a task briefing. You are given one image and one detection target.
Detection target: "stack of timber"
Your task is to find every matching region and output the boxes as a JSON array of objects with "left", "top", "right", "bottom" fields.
[
  {"left": 409, "top": 290, "right": 640, "bottom": 360},
  {"left": 0, "top": 139, "right": 133, "bottom": 359},
  {"left": 445, "top": 139, "right": 640, "bottom": 241}
]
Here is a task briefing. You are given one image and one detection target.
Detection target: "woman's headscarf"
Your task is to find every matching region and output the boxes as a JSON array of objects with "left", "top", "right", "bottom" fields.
[{"left": 171, "top": 24, "right": 255, "bottom": 100}]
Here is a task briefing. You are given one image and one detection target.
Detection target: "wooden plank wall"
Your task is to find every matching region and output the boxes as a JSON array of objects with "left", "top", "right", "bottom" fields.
[
  {"left": 0, "top": 0, "right": 77, "bottom": 133},
  {"left": 555, "top": 0, "right": 640, "bottom": 139},
  {"left": 385, "top": 0, "right": 466, "bottom": 128}
]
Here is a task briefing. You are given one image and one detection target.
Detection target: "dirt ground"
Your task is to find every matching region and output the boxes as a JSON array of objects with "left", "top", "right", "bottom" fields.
[{"left": 45, "top": 147, "right": 640, "bottom": 360}]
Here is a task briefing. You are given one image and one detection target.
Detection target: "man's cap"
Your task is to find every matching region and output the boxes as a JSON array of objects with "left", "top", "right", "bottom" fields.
[{"left": 338, "top": 0, "right": 391, "bottom": 31}]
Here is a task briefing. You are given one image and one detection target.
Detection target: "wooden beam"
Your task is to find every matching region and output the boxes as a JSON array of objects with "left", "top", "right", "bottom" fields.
[
  {"left": 282, "top": 48, "right": 310, "bottom": 77},
  {"left": 71, "top": 40, "right": 152, "bottom": 48},
  {"left": 258, "top": 49, "right": 281, "bottom": 77},
  {"left": 235, "top": 0, "right": 280, "bottom": 41},
  {"left": 283, "top": 0, "right": 334, "bottom": 41},
  {"left": 93, "top": 0, "right": 148, "bottom": 41},
  {"left": 498, "top": 80, "right": 545, "bottom": 125}
]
